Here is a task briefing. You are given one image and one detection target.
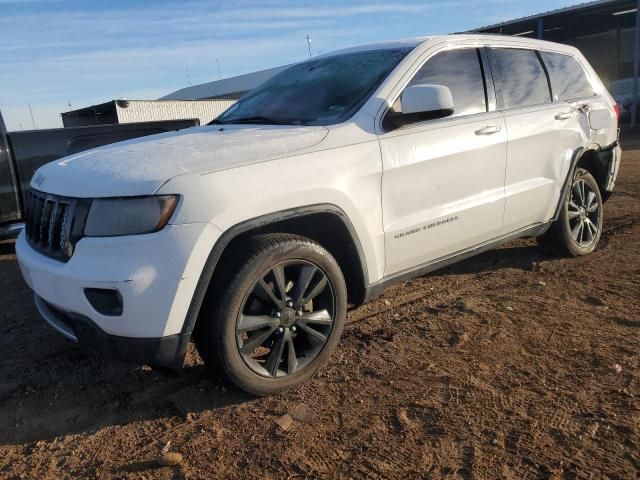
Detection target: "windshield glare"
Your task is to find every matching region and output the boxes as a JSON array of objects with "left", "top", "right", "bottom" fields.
[{"left": 215, "top": 48, "right": 411, "bottom": 126}]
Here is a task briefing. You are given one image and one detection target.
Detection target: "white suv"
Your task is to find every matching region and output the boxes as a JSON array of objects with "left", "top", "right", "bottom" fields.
[{"left": 16, "top": 35, "right": 621, "bottom": 394}]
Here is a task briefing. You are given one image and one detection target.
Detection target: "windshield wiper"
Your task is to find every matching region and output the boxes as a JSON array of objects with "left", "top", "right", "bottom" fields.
[{"left": 218, "top": 115, "right": 291, "bottom": 125}]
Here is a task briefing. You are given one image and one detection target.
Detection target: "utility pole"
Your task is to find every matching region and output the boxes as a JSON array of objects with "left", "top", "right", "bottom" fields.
[
  {"left": 306, "top": 33, "right": 312, "bottom": 57},
  {"left": 216, "top": 59, "right": 221, "bottom": 80},
  {"left": 185, "top": 68, "right": 192, "bottom": 86},
  {"left": 28, "top": 104, "right": 36, "bottom": 130}
]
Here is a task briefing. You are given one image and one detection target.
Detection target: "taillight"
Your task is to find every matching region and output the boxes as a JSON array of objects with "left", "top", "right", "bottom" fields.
[{"left": 614, "top": 103, "right": 620, "bottom": 123}]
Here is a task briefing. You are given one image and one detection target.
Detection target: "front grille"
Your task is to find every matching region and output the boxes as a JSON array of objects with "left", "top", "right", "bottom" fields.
[{"left": 25, "top": 190, "right": 90, "bottom": 261}]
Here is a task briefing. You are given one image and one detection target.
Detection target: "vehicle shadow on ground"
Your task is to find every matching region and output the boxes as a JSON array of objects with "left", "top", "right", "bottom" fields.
[
  {"left": 432, "top": 242, "right": 553, "bottom": 277},
  {"left": 2, "top": 350, "right": 254, "bottom": 445},
  {"left": 2, "top": 241, "right": 553, "bottom": 446}
]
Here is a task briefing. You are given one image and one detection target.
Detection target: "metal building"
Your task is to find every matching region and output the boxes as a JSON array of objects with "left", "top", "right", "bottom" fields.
[
  {"left": 61, "top": 99, "right": 235, "bottom": 128},
  {"left": 474, "top": 0, "right": 640, "bottom": 124}
]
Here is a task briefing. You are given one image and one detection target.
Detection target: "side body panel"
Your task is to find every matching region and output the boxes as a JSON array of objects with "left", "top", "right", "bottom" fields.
[
  {"left": 499, "top": 102, "right": 586, "bottom": 233},
  {"left": 379, "top": 113, "right": 507, "bottom": 275}
]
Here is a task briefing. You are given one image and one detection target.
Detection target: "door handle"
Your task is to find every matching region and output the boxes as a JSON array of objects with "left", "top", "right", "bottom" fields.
[
  {"left": 577, "top": 103, "right": 591, "bottom": 113},
  {"left": 475, "top": 125, "right": 502, "bottom": 135},
  {"left": 555, "top": 111, "right": 574, "bottom": 120}
]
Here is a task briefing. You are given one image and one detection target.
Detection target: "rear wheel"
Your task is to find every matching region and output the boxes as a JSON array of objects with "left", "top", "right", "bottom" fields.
[
  {"left": 194, "top": 234, "right": 347, "bottom": 395},
  {"left": 537, "top": 168, "right": 603, "bottom": 257}
]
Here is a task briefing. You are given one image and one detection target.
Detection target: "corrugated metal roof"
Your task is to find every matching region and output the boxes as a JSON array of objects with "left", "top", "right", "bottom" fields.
[
  {"left": 473, "top": 0, "right": 627, "bottom": 31},
  {"left": 161, "top": 65, "right": 290, "bottom": 100}
]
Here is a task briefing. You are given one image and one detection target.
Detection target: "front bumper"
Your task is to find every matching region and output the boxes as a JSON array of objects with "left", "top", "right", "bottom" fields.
[
  {"left": 16, "top": 222, "right": 221, "bottom": 367},
  {"left": 34, "top": 294, "right": 187, "bottom": 367}
]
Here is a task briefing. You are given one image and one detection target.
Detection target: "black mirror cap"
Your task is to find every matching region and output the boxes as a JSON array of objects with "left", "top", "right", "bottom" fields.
[{"left": 383, "top": 108, "right": 454, "bottom": 131}]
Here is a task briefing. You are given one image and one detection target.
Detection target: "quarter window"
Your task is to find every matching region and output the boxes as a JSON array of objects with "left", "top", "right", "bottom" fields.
[
  {"left": 406, "top": 48, "right": 487, "bottom": 117},
  {"left": 488, "top": 48, "right": 551, "bottom": 109},
  {"left": 540, "top": 51, "right": 595, "bottom": 101}
]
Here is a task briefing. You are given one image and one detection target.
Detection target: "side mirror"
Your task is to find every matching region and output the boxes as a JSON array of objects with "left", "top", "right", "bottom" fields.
[
  {"left": 384, "top": 84, "right": 455, "bottom": 131},
  {"left": 401, "top": 84, "right": 454, "bottom": 116}
]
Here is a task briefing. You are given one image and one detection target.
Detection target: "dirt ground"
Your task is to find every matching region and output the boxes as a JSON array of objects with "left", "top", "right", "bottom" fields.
[{"left": 0, "top": 148, "right": 639, "bottom": 480}]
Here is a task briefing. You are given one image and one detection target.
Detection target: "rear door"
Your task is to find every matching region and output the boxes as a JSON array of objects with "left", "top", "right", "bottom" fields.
[
  {"left": 487, "top": 47, "right": 587, "bottom": 234},
  {"left": 379, "top": 47, "right": 507, "bottom": 276}
]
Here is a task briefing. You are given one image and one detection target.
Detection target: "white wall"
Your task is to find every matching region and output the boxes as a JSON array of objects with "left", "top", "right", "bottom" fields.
[{"left": 116, "top": 99, "right": 236, "bottom": 125}]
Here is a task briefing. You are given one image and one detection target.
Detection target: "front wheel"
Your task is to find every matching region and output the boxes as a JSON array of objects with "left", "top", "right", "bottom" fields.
[
  {"left": 537, "top": 167, "right": 604, "bottom": 257},
  {"left": 194, "top": 234, "right": 347, "bottom": 395}
]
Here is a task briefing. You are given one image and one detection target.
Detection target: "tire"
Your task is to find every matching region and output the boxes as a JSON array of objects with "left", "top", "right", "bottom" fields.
[
  {"left": 537, "top": 168, "right": 604, "bottom": 257},
  {"left": 194, "top": 234, "right": 347, "bottom": 395}
]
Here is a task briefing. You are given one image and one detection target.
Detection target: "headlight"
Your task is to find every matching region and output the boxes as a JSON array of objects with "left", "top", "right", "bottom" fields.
[{"left": 84, "top": 195, "right": 179, "bottom": 237}]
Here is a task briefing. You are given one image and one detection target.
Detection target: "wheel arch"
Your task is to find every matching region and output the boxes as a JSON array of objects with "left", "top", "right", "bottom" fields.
[
  {"left": 178, "top": 204, "right": 369, "bottom": 355},
  {"left": 551, "top": 142, "right": 617, "bottom": 224},
  {"left": 576, "top": 143, "right": 618, "bottom": 201}
]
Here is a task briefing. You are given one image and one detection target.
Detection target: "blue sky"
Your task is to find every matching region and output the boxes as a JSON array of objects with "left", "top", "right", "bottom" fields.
[{"left": 0, "top": 0, "right": 576, "bottom": 131}]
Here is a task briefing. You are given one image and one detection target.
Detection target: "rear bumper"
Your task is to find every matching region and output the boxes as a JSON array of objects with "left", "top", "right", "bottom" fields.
[{"left": 34, "top": 294, "right": 188, "bottom": 367}]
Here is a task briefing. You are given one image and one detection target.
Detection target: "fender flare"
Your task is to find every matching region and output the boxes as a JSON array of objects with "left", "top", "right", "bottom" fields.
[
  {"left": 550, "top": 147, "right": 585, "bottom": 223},
  {"left": 172, "top": 204, "right": 369, "bottom": 365},
  {"left": 550, "top": 140, "right": 619, "bottom": 225}
]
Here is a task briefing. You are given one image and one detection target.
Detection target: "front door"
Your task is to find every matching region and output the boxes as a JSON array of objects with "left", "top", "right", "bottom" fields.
[{"left": 379, "top": 47, "right": 507, "bottom": 276}]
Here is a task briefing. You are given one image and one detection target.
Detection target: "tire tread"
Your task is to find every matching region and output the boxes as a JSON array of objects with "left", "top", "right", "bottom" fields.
[
  {"left": 194, "top": 233, "right": 343, "bottom": 396},
  {"left": 537, "top": 168, "right": 603, "bottom": 258}
]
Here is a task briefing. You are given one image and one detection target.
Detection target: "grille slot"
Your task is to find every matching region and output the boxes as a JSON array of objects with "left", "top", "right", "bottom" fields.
[{"left": 25, "top": 190, "right": 86, "bottom": 261}]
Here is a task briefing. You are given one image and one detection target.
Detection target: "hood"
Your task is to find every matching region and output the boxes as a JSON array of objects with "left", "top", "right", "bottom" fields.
[{"left": 33, "top": 124, "right": 329, "bottom": 197}]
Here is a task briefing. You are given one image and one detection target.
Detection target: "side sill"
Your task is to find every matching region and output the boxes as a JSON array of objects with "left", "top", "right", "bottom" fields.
[{"left": 363, "top": 222, "right": 549, "bottom": 302}]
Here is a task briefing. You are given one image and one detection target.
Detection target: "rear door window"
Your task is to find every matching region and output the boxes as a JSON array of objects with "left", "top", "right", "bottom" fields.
[
  {"left": 540, "top": 51, "right": 595, "bottom": 101},
  {"left": 488, "top": 48, "right": 551, "bottom": 109}
]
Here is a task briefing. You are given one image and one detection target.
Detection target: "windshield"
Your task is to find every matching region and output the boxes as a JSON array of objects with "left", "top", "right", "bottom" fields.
[{"left": 213, "top": 48, "right": 411, "bottom": 126}]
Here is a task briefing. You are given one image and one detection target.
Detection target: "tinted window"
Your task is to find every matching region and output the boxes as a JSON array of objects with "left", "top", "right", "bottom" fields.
[
  {"left": 489, "top": 48, "right": 551, "bottom": 109},
  {"left": 408, "top": 49, "right": 486, "bottom": 117},
  {"left": 215, "top": 48, "right": 411, "bottom": 126},
  {"left": 541, "top": 51, "right": 594, "bottom": 101}
]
